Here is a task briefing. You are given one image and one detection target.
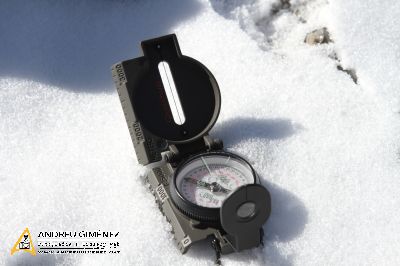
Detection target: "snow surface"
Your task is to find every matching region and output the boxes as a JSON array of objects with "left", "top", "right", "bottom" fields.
[{"left": 1, "top": 0, "right": 400, "bottom": 265}]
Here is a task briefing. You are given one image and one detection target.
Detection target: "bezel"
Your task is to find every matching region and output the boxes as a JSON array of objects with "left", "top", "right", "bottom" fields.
[{"left": 169, "top": 151, "right": 259, "bottom": 222}]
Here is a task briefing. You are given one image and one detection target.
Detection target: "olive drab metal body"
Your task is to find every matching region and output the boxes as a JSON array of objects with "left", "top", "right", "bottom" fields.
[{"left": 111, "top": 34, "right": 271, "bottom": 262}]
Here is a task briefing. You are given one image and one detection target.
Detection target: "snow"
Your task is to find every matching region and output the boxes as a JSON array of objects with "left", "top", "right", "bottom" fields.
[{"left": 1, "top": 0, "right": 400, "bottom": 265}]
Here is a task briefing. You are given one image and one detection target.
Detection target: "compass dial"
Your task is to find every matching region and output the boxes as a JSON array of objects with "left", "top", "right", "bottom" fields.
[{"left": 174, "top": 153, "right": 256, "bottom": 210}]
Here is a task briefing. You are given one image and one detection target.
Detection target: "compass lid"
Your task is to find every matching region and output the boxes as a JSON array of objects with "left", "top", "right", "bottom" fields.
[{"left": 112, "top": 34, "right": 221, "bottom": 164}]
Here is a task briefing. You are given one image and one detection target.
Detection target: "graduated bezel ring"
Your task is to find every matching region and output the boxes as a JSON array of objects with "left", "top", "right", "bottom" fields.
[{"left": 169, "top": 151, "right": 259, "bottom": 223}]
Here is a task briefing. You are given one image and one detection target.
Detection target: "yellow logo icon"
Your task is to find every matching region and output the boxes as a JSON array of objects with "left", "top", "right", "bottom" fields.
[{"left": 11, "top": 228, "right": 36, "bottom": 256}]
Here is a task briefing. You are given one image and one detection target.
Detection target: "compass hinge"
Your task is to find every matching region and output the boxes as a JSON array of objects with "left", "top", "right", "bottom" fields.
[{"left": 164, "top": 135, "right": 223, "bottom": 165}]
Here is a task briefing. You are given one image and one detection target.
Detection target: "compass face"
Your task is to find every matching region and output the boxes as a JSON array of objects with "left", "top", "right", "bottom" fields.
[{"left": 175, "top": 154, "right": 256, "bottom": 208}]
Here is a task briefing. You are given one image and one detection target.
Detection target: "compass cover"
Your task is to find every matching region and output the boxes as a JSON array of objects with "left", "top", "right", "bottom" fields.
[{"left": 117, "top": 34, "right": 221, "bottom": 146}]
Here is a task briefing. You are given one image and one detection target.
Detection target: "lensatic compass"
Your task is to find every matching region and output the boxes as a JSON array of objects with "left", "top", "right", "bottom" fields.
[{"left": 111, "top": 34, "right": 271, "bottom": 263}]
